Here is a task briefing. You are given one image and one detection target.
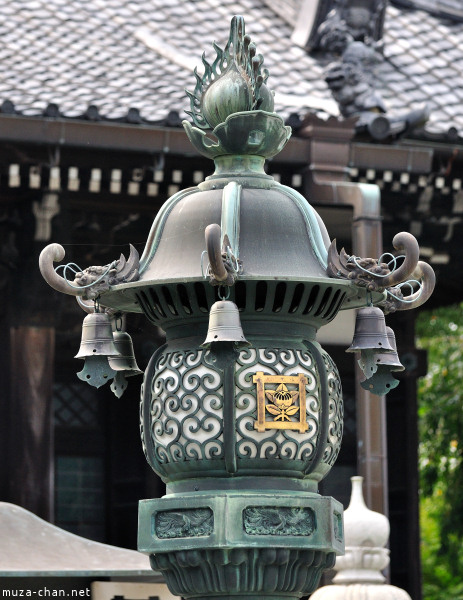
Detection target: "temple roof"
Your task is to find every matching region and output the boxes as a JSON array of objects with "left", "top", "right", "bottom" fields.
[
  {"left": 0, "top": 502, "right": 157, "bottom": 576},
  {"left": 0, "top": 0, "right": 462, "bottom": 136}
]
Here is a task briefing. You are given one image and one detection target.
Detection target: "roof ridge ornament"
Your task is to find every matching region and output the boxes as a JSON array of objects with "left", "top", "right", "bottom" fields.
[{"left": 312, "top": 1, "right": 430, "bottom": 139}]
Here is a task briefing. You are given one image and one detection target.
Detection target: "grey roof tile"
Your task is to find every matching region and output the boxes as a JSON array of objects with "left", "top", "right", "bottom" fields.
[{"left": 0, "top": 0, "right": 462, "bottom": 134}]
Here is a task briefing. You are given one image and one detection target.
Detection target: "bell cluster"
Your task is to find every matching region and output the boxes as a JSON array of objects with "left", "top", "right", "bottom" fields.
[
  {"left": 346, "top": 307, "right": 404, "bottom": 396},
  {"left": 74, "top": 308, "right": 142, "bottom": 398}
]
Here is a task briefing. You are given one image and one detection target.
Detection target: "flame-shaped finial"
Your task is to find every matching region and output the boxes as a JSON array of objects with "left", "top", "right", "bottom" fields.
[{"left": 185, "top": 15, "right": 274, "bottom": 130}]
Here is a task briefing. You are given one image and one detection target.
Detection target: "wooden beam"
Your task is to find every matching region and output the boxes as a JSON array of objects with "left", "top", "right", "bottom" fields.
[
  {"left": 8, "top": 326, "right": 55, "bottom": 521},
  {"left": 351, "top": 143, "right": 433, "bottom": 173},
  {"left": 0, "top": 114, "right": 311, "bottom": 165}
]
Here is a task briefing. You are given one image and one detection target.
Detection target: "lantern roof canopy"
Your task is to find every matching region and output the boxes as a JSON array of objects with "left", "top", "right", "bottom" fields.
[
  {"left": 98, "top": 17, "right": 380, "bottom": 324},
  {"left": 38, "top": 15, "right": 435, "bottom": 329}
]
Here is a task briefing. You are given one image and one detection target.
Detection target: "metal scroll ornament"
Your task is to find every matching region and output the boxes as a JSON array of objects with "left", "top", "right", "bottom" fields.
[
  {"left": 39, "top": 243, "right": 140, "bottom": 300},
  {"left": 328, "top": 231, "right": 435, "bottom": 395},
  {"left": 146, "top": 346, "right": 225, "bottom": 470},
  {"left": 322, "top": 351, "right": 344, "bottom": 467},
  {"left": 38, "top": 243, "right": 143, "bottom": 396}
]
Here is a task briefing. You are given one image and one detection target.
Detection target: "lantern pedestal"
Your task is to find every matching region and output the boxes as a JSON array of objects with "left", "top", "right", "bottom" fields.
[{"left": 139, "top": 491, "right": 343, "bottom": 599}]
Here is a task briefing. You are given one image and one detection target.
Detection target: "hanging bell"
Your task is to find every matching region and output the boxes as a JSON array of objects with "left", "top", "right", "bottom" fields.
[
  {"left": 108, "top": 330, "right": 143, "bottom": 398},
  {"left": 75, "top": 311, "right": 120, "bottom": 358},
  {"left": 347, "top": 307, "right": 394, "bottom": 379},
  {"left": 201, "top": 300, "right": 250, "bottom": 349},
  {"left": 346, "top": 307, "right": 394, "bottom": 353},
  {"left": 373, "top": 327, "right": 404, "bottom": 372},
  {"left": 360, "top": 327, "right": 404, "bottom": 396},
  {"left": 109, "top": 330, "right": 143, "bottom": 376},
  {"left": 75, "top": 312, "right": 120, "bottom": 388}
]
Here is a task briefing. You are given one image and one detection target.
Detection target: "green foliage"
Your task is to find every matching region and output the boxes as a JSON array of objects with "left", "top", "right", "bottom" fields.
[
  {"left": 416, "top": 302, "right": 463, "bottom": 591},
  {"left": 421, "top": 495, "right": 463, "bottom": 599}
]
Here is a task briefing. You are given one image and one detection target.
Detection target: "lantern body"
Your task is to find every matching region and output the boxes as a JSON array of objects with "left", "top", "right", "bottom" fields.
[
  {"left": 126, "top": 154, "right": 363, "bottom": 596},
  {"left": 140, "top": 334, "right": 343, "bottom": 488}
]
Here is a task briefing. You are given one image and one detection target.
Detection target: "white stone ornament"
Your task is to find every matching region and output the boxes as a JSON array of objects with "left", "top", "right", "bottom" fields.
[{"left": 311, "top": 476, "right": 412, "bottom": 599}]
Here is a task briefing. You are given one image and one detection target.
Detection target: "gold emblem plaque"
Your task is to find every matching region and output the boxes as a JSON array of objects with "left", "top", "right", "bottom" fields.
[{"left": 253, "top": 372, "right": 308, "bottom": 433}]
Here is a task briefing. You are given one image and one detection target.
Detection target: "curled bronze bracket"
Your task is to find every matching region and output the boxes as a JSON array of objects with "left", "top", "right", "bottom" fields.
[
  {"left": 204, "top": 223, "right": 240, "bottom": 286},
  {"left": 327, "top": 231, "right": 434, "bottom": 311},
  {"left": 39, "top": 243, "right": 140, "bottom": 299},
  {"left": 384, "top": 261, "right": 436, "bottom": 313},
  {"left": 327, "top": 232, "right": 421, "bottom": 292},
  {"left": 379, "top": 232, "right": 420, "bottom": 288},
  {"left": 76, "top": 296, "right": 96, "bottom": 313},
  {"left": 405, "top": 261, "right": 436, "bottom": 309},
  {"left": 39, "top": 243, "right": 84, "bottom": 297}
]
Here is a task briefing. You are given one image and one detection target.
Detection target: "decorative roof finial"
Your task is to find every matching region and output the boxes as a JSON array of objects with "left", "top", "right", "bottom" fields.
[
  {"left": 185, "top": 15, "right": 274, "bottom": 130},
  {"left": 182, "top": 16, "right": 290, "bottom": 162}
]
